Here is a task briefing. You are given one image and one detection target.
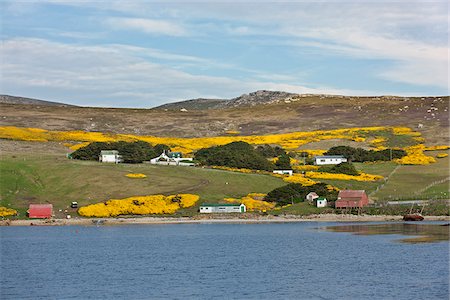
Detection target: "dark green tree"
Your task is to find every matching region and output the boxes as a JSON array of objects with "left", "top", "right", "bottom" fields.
[
  {"left": 275, "top": 153, "right": 292, "bottom": 169},
  {"left": 194, "top": 141, "right": 275, "bottom": 171}
]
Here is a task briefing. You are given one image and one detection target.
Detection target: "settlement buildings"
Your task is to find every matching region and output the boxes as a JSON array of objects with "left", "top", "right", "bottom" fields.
[
  {"left": 199, "top": 203, "right": 246, "bottom": 213},
  {"left": 306, "top": 192, "right": 319, "bottom": 202},
  {"left": 28, "top": 204, "right": 53, "bottom": 218},
  {"left": 273, "top": 170, "right": 293, "bottom": 176},
  {"left": 315, "top": 197, "right": 327, "bottom": 208},
  {"left": 335, "top": 190, "right": 369, "bottom": 208},
  {"left": 150, "top": 151, "right": 194, "bottom": 166},
  {"left": 314, "top": 155, "right": 347, "bottom": 165},
  {"left": 99, "top": 150, "right": 122, "bottom": 163}
]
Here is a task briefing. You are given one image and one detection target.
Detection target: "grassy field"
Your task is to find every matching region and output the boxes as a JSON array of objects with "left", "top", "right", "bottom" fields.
[
  {"left": 0, "top": 153, "right": 285, "bottom": 218},
  {"left": 369, "top": 150, "right": 449, "bottom": 201}
]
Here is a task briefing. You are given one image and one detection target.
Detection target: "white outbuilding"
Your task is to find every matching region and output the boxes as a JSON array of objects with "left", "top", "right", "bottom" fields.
[
  {"left": 273, "top": 170, "right": 293, "bottom": 176},
  {"left": 315, "top": 197, "right": 327, "bottom": 208},
  {"left": 314, "top": 155, "right": 347, "bottom": 165},
  {"left": 99, "top": 150, "right": 122, "bottom": 163},
  {"left": 199, "top": 203, "right": 246, "bottom": 213},
  {"left": 306, "top": 192, "right": 319, "bottom": 202},
  {"left": 149, "top": 151, "right": 194, "bottom": 166}
]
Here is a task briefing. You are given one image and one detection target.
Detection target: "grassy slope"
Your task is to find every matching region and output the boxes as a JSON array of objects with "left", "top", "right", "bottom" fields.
[
  {"left": 0, "top": 154, "right": 285, "bottom": 218},
  {"left": 369, "top": 150, "right": 449, "bottom": 201},
  {"left": 308, "top": 155, "right": 449, "bottom": 201}
]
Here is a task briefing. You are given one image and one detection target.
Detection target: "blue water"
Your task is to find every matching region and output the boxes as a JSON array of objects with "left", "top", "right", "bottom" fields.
[{"left": 1, "top": 223, "right": 448, "bottom": 299}]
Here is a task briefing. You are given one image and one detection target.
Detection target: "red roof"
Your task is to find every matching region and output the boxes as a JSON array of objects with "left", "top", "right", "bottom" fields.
[
  {"left": 28, "top": 204, "right": 53, "bottom": 219},
  {"left": 338, "top": 190, "right": 366, "bottom": 198},
  {"left": 336, "top": 190, "right": 369, "bottom": 208}
]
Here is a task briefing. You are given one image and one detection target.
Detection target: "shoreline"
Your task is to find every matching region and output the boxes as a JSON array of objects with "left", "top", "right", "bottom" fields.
[{"left": 1, "top": 214, "right": 449, "bottom": 226}]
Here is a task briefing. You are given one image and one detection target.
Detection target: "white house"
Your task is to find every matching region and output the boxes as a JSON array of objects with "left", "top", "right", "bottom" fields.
[
  {"left": 273, "top": 170, "right": 293, "bottom": 176},
  {"left": 306, "top": 192, "right": 319, "bottom": 202},
  {"left": 199, "top": 203, "right": 246, "bottom": 213},
  {"left": 315, "top": 197, "right": 327, "bottom": 208},
  {"left": 99, "top": 150, "right": 122, "bottom": 163},
  {"left": 149, "top": 151, "right": 194, "bottom": 166},
  {"left": 314, "top": 155, "right": 347, "bottom": 165}
]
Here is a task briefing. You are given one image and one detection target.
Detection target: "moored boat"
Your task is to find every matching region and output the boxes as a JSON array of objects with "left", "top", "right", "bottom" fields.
[{"left": 403, "top": 214, "right": 424, "bottom": 221}]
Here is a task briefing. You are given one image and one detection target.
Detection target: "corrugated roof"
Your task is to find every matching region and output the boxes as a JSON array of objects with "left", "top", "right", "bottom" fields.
[
  {"left": 100, "top": 150, "right": 119, "bottom": 155},
  {"left": 200, "top": 203, "right": 243, "bottom": 207},
  {"left": 338, "top": 190, "right": 366, "bottom": 198},
  {"left": 314, "top": 155, "right": 346, "bottom": 159},
  {"left": 28, "top": 204, "right": 53, "bottom": 218}
]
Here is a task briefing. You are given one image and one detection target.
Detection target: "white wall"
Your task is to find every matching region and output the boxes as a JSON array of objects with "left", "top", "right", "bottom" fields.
[
  {"left": 315, "top": 157, "right": 347, "bottom": 165},
  {"left": 316, "top": 200, "right": 327, "bottom": 208},
  {"left": 101, "top": 154, "right": 119, "bottom": 163}
]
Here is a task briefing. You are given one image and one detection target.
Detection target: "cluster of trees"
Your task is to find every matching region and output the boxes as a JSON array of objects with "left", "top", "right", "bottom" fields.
[
  {"left": 71, "top": 141, "right": 169, "bottom": 163},
  {"left": 325, "top": 146, "right": 406, "bottom": 162},
  {"left": 264, "top": 183, "right": 338, "bottom": 206},
  {"left": 318, "top": 162, "right": 359, "bottom": 176},
  {"left": 194, "top": 141, "right": 275, "bottom": 171},
  {"left": 255, "top": 144, "right": 292, "bottom": 169},
  {"left": 255, "top": 144, "right": 286, "bottom": 158}
]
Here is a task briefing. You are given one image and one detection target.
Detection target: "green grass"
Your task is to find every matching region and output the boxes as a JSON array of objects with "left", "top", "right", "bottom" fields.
[
  {"left": 0, "top": 153, "right": 285, "bottom": 218},
  {"left": 369, "top": 150, "right": 449, "bottom": 201}
]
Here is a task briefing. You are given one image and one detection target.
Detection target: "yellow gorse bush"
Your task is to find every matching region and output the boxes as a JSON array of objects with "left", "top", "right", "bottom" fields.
[
  {"left": 78, "top": 194, "right": 200, "bottom": 217},
  {"left": 276, "top": 173, "right": 318, "bottom": 186},
  {"left": 0, "top": 126, "right": 422, "bottom": 154},
  {"left": 305, "top": 172, "right": 384, "bottom": 182},
  {"left": 395, "top": 144, "right": 437, "bottom": 165},
  {"left": 0, "top": 206, "right": 17, "bottom": 217},
  {"left": 225, "top": 130, "right": 241, "bottom": 135},
  {"left": 436, "top": 153, "right": 448, "bottom": 158},
  {"left": 293, "top": 165, "right": 320, "bottom": 171},
  {"left": 125, "top": 173, "right": 147, "bottom": 178},
  {"left": 424, "top": 145, "right": 450, "bottom": 151},
  {"left": 297, "top": 149, "right": 327, "bottom": 157},
  {"left": 224, "top": 193, "right": 275, "bottom": 211}
]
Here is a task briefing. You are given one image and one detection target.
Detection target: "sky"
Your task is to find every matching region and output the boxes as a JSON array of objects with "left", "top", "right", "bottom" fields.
[{"left": 0, "top": 0, "right": 448, "bottom": 108}]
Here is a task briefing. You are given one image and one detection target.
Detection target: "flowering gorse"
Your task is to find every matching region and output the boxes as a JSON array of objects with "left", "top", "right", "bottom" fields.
[
  {"left": 224, "top": 193, "right": 275, "bottom": 211},
  {"left": 78, "top": 194, "right": 199, "bottom": 217},
  {"left": 125, "top": 173, "right": 147, "bottom": 178},
  {"left": 0, "top": 207, "right": 17, "bottom": 217}
]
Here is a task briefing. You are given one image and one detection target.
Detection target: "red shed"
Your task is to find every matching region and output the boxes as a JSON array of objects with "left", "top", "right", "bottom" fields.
[
  {"left": 335, "top": 190, "right": 369, "bottom": 208},
  {"left": 28, "top": 204, "right": 53, "bottom": 219}
]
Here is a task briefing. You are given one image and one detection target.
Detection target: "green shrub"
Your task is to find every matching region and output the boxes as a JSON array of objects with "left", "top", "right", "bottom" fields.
[
  {"left": 71, "top": 141, "right": 169, "bottom": 163},
  {"left": 319, "top": 162, "right": 359, "bottom": 176},
  {"left": 264, "top": 183, "right": 338, "bottom": 206},
  {"left": 325, "top": 146, "right": 406, "bottom": 162},
  {"left": 194, "top": 141, "right": 275, "bottom": 171}
]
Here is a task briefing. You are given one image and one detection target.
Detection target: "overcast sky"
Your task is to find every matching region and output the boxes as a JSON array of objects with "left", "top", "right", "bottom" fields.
[{"left": 1, "top": 0, "right": 448, "bottom": 108}]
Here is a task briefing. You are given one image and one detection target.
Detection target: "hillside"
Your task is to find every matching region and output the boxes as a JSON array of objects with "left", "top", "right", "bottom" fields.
[
  {"left": 0, "top": 95, "right": 76, "bottom": 107},
  {"left": 153, "top": 90, "right": 297, "bottom": 110},
  {"left": 154, "top": 98, "right": 227, "bottom": 110},
  {"left": 0, "top": 93, "right": 448, "bottom": 145}
]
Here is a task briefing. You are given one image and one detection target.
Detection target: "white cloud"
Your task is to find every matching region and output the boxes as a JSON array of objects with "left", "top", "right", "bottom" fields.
[
  {"left": 0, "top": 38, "right": 369, "bottom": 107},
  {"left": 105, "top": 17, "right": 188, "bottom": 37}
]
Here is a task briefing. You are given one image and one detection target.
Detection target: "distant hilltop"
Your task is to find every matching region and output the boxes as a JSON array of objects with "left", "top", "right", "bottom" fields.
[
  {"left": 152, "top": 90, "right": 446, "bottom": 111},
  {"left": 0, "top": 95, "right": 76, "bottom": 107}
]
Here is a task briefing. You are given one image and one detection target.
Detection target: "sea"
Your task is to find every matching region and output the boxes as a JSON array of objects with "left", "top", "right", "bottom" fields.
[{"left": 1, "top": 222, "right": 449, "bottom": 299}]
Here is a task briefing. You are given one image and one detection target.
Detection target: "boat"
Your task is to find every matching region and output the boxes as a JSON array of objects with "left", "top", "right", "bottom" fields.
[
  {"left": 403, "top": 203, "right": 425, "bottom": 221},
  {"left": 403, "top": 214, "right": 424, "bottom": 221}
]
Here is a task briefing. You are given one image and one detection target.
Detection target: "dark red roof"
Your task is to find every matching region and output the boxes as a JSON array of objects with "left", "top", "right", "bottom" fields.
[
  {"left": 338, "top": 190, "right": 366, "bottom": 199},
  {"left": 28, "top": 204, "right": 53, "bottom": 219}
]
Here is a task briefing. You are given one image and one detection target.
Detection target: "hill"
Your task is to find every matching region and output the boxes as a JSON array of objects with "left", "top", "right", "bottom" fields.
[
  {"left": 0, "top": 95, "right": 76, "bottom": 107},
  {"left": 153, "top": 90, "right": 297, "bottom": 110},
  {"left": 0, "top": 93, "right": 447, "bottom": 145},
  {"left": 154, "top": 98, "right": 227, "bottom": 110}
]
